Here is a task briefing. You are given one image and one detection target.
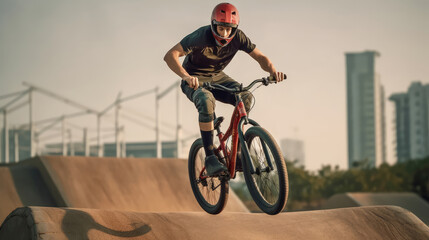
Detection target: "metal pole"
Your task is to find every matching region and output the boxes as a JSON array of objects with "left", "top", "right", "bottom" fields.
[
  {"left": 14, "top": 129, "right": 19, "bottom": 162},
  {"left": 176, "top": 82, "right": 182, "bottom": 158},
  {"left": 62, "top": 117, "right": 67, "bottom": 156},
  {"left": 4, "top": 110, "right": 9, "bottom": 163},
  {"left": 0, "top": 89, "right": 29, "bottom": 111},
  {"left": 115, "top": 103, "right": 120, "bottom": 158},
  {"left": 22, "top": 82, "right": 98, "bottom": 114},
  {"left": 155, "top": 81, "right": 179, "bottom": 158},
  {"left": 34, "top": 131, "right": 39, "bottom": 156},
  {"left": 68, "top": 129, "right": 74, "bottom": 156},
  {"left": 155, "top": 87, "right": 161, "bottom": 158},
  {"left": 29, "top": 88, "right": 35, "bottom": 157},
  {"left": 97, "top": 115, "right": 102, "bottom": 157},
  {"left": 121, "top": 126, "right": 126, "bottom": 158},
  {"left": 83, "top": 128, "right": 89, "bottom": 156}
]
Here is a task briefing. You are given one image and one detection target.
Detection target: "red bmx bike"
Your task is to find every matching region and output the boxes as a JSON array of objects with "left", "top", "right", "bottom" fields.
[{"left": 188, "top": 76, "right": 288, "bottom": 215}]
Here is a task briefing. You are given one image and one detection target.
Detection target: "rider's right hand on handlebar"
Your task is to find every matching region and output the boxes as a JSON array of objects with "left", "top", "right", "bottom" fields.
[{"left": 183, "top": 75, "right": 199, "bottom": 90}]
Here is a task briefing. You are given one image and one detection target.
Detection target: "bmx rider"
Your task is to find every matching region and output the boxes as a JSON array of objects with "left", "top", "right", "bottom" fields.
[{"left": 164, "top": 2, "right": 285, "bottom": 176}]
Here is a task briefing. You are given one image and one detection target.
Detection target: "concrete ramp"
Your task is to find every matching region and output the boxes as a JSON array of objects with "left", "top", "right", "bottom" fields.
[
  {"left": 323, "top": 192, "right": 429, "bottom": 225},
  {"left": 0, "top": 159, "right": 62, "bottom": 224},
  {"left": 0, "top": 156, "right": 248, "bottom": 224},
  {"left": 39, "top": 156, "right": 247, "bottom": 213},
  {"left": 0, "top": 167, "right": 23, "bottom": 225},
  {"left": 1, "top": 206, "right": 428, "bottom": 240}
]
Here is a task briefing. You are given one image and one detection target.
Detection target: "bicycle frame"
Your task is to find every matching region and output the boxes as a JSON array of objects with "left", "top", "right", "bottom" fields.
[
  {"left": 197, "top": 77, "right": 283, "bottom": 181},
  {"left": 190, "top": 76, "right": 287, "bottom": 215},
  {"left": 199, "top": 95, "right": 257, "bottom": 180},
  {"left": 217, "top": 100, "right": 246, "bottom": 179}
]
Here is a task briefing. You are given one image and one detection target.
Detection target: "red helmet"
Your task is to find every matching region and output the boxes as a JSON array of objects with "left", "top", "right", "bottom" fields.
[{"left": 211, "top": 3, "right": 240, "bottom": 47}]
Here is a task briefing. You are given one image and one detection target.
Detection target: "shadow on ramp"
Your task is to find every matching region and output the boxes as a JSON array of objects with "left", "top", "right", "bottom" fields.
[
  {"left": 0, "top": 207, "right": 152, "bottom": 240},
  {"left": 62, "top": 209, "right": 152, "bottom": 239}
]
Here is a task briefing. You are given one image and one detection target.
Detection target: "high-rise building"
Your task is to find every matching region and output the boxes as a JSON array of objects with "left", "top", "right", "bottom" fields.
[
  {"left": 281, "top": 138, "right": 305, "bottom": 168},
  {"left": 389, "top": 81, "right": 429, "bottom": 162},
  {"left": 346, "top": 51, "right": 386, "bottom": 168}
]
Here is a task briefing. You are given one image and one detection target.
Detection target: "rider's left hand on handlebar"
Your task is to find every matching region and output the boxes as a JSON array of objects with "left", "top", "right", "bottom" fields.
[{"left": 271, "top": 72, "right": 287, "bottom": 83}]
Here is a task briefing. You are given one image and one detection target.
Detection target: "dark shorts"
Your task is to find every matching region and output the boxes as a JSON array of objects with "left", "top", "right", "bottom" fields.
[{"left": 180, "top": 72, "right": 253, "bottom": 123}]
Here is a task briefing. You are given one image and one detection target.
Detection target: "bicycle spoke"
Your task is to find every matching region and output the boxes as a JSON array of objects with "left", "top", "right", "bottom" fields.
[
  {"left": 194, "top": 147, "right": 221, "bottom": 205},
  {"left": 249, "top": 136, "right": 280, "bottom": 205}
]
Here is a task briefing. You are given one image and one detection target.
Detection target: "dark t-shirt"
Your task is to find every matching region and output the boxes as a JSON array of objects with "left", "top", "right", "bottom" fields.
[{"left": 180, "top": 25, "right": 256, "bottom": 76}]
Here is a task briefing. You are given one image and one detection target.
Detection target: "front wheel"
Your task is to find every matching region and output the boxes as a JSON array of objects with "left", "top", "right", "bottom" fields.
[
  {"left": 241, "top": 126, "right": 288, "bottom": 215},
  {"left": 188, "top": 138, "right": 229, "bottom": 214}
]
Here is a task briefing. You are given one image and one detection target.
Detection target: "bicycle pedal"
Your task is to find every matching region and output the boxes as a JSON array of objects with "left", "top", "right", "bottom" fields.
[
  {"left": 218, "top": 173, "right": 230, "bottom": 181},
  {"left": 208, "top": 170, "right": 228, "bottom": 178},
  {"left": 214, "top": 116, "right": 224, "bottom": 129},
  {"left": 209, "top": 171, "right": 224, "bottom": 177},
  {"left": 200, "top": 179, "right": 208, "bottom": 187}
]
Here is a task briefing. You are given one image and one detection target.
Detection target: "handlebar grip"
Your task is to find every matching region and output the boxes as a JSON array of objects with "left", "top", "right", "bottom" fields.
[{"left": 268, "top": 74, "right": 287, "bottom": 82}]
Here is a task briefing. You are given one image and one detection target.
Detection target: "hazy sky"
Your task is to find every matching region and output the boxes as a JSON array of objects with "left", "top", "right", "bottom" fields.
[{"left": 1, "top": 0, "right": 428, "bottom": 171}]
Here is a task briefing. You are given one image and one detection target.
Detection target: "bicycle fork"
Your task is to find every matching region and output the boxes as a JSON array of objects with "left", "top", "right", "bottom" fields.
[{"left": 238, "top": 118, "right": 275, "bottom": 174}]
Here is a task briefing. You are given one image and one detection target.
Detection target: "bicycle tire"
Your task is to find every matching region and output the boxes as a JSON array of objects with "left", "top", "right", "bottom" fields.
[
  {"left": 241, "top": 126, "right": 288, "bottom": 215},
  {"left": 188, "top": 138, "right": 229, "bottom": 214}
]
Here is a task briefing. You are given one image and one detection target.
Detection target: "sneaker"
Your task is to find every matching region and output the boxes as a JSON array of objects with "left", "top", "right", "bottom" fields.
[{"left": 205, "top": 155, "right": 228, "bottom": 176}]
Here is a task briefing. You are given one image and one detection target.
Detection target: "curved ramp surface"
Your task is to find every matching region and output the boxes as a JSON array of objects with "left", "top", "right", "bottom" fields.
[
  {"left": 0, "top": 167, "right": 23, "bottom": 225},
  {"left": 0, "top": 160, "right": 61, "bottom": 224},
  {"left": 40, "top": 156, "right": 247, "bottom": 213},
  {"left": 1, "top": 206, "right": 429, "bottom": 240},
  {"left": 323, "top": 192, "right": 429, "bottom": 225},
  {"left": 0, "top": 156, "right": 248, "bottom": 224}
]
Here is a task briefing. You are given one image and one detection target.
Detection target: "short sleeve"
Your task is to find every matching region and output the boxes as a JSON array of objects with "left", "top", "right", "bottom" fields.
[
  {"left": 237, "top": 30, "right": 256, "bottom": 53},
  {"left": 180, "top": 27, "right": 205, "bottom": 55}
]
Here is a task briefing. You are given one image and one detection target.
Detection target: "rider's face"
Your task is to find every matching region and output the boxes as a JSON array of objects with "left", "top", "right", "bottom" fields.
[{"left": 217, "top": 26, "right": 232, "bottom": 38}]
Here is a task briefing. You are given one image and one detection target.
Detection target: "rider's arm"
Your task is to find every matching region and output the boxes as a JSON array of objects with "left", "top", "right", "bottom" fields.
[
  {"left": 164, "top": 43, "right": 199, "bottom": 89},
  {"left": 249, "top": 48, "right": 285, "bottom": 82}
]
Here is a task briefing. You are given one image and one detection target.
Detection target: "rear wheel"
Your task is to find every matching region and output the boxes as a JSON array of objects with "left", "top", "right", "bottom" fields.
[
  {"left": 188, "top": 138, "right": 229, "bottom": 214},
  {"left": 242, "top": 127, "right": 288, "bottom": 215}
]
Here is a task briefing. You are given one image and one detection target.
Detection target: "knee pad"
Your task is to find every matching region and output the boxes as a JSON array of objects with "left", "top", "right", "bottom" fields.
[
  {"left": 241, "top": 91, "right": 254, "bottom": 113},
  {"left": 193, "top": 89, "right": 216, "bottom": 122}
]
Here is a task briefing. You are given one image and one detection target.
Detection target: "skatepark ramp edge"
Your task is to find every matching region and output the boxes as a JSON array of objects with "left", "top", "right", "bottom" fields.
[{"left": 1, "top": 206, "right": 429, "bottom": 240}]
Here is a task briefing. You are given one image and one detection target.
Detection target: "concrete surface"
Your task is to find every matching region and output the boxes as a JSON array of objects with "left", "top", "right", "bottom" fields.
[{"left": 1, "top": 206, "right": 428, "bottom": 240}]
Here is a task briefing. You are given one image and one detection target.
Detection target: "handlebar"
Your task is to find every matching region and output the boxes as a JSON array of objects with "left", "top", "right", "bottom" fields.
[{"left": 202, "top": 75, "right": 286, "bottom": 93}]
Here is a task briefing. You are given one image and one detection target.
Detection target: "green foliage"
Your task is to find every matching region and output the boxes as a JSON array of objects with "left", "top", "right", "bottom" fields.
[
  {"left": 231, "top": 156, "right": 429, "bottom": 212},
  {"left": 285, "top": 157, "right": 429, "bottom": 211}
]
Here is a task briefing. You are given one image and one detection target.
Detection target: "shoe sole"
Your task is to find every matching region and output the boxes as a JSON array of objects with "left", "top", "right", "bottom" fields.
[{"left": 206, "top": 168, "right": 228, "bottom": 177}]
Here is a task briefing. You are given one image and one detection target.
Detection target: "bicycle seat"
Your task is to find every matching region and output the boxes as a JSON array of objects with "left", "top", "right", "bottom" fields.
[{"left": 214, "top": 116, "right": 224, "bottom": 129}]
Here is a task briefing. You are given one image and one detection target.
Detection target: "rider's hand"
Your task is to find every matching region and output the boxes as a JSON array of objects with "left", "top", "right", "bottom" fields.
[
  {"left": 183, "top": 75, "right": 199, "bottom": 90},
  {"left": 271, "top": 72, "right": 286, "bottom": 83}
]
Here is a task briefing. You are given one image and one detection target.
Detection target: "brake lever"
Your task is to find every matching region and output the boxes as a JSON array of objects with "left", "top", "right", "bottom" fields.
[{"left": 262, "top": 77, "right": 270, "bottom": 86}]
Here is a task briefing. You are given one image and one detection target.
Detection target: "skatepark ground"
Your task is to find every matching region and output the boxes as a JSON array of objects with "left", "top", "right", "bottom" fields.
[{"left": 0, "top": 156, "right": 428, "bottom": 239}]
